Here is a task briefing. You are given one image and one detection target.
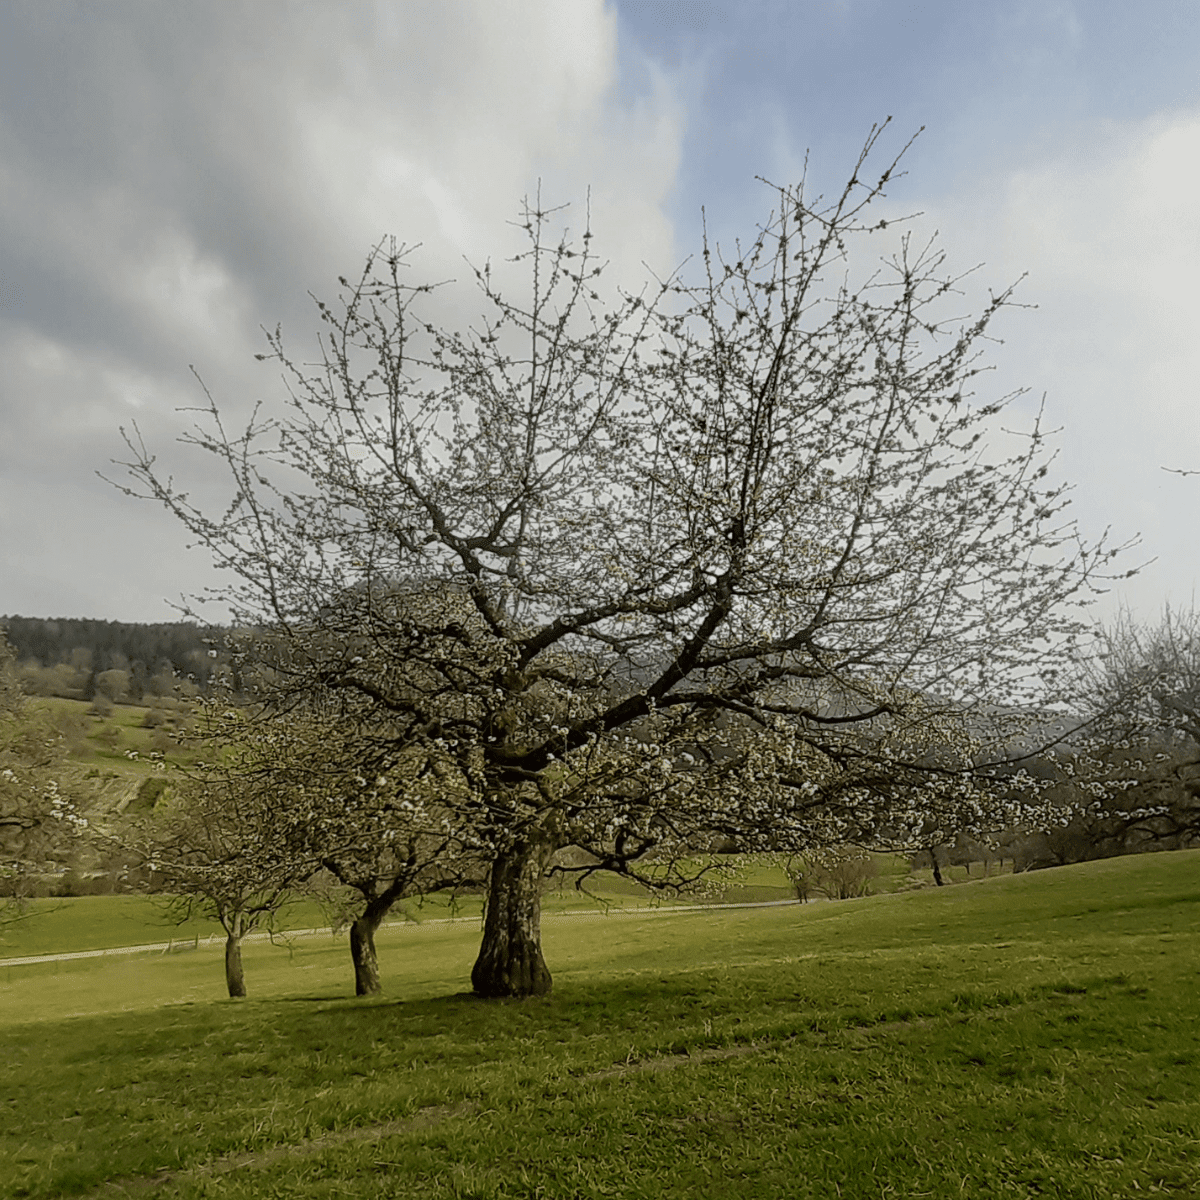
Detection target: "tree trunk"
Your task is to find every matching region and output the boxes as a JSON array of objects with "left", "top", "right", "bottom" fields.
[
  {"left": 929, "top": 845, "right": 945, "bottom": 887},
  {"left": 471, "top": 840, "right": 552, "bottom": 999},
  {"left": 225, "top": 931, "right": 247, "bottom": 998},
  {"left": 350, "top": 899, "right": 390, "bottom": 997}
]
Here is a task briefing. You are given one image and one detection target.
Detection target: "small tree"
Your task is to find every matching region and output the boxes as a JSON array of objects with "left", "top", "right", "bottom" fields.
[
  {"left": 130, "top": 708, "right": 334, "bottom": 997},
  {"left": 95, "top": 669, "right": 131, "bottom": 704},
  {"left": 140, "top": 697, "right": 480, "bottom": 997},
  {"left": 786, "top": 847, "right": 878, "bottom": 900},
  {"left": 290, "top": 731, "right": 483, "bottom": 997},
  {"left": 116, "top": 125, "right": 1121, "bottom": 997},
  {"left": 141, "top": 777, "right": 300, "bottom": 997}
]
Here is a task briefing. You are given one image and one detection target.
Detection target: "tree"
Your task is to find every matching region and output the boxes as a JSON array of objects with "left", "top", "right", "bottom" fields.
[
  {"left": 1066, "top": 605, "right": 1200, "bottom": 850},
  {"left": 0, "top": 638, "right": 87, "bottom": 923},
  {"left": 784, "top": 847, "right": 878, "bottom": 900},
  {"left": 134, "top": 744, "right": 304, "bottom": 997},
  {"left": 277, "top": 704, "right": 483, "bottom": 997},
  {"left": 115, "top": 124, "right": 1120, "bottom": 997},
  {"left": 136, "top": 698, "right": 479, "bottom": 996}
]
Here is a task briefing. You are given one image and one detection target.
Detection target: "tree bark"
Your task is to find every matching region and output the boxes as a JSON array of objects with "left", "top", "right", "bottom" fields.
[
  {"left": 349, "top": 897, "right": 391, "bottom": 997},
  {"left": 471, "top": 839, "right": 552, "bottom": 998},
  {"left": 225, "top": 931, "right": 247, "bottom": 998}
]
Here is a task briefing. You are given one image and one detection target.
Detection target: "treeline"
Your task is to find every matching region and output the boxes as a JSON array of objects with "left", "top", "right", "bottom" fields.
[{"left": 1, "top": 615, "right": 225, "bottom": 700}]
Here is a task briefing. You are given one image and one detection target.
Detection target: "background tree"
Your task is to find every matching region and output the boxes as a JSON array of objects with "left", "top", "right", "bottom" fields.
[
  {"left": 278, "top": 711, "right": 483, "bottom": 997},
  {"left": 1066, "top": 605, "right": 1200, "bottom": 850},
  {"left": 2, "top": 617, "right": 223, "bottom": 698},
  {"left": 784, "top": 847, "right": 879, "bottom": 900},
  {"left": 137, "top": 696, "right": 480, "bottom": 997},
  {"left": 116, "top": 125, "right": 1121, "bottom": 998},
  {"left": 0, "top": 639, "right": 87, "bottom": 923}
]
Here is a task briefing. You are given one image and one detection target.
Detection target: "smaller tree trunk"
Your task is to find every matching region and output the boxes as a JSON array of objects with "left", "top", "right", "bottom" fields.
[
  {"left": 471, "top": 839, "right": 552, "bottom": 999},
  {"left": 929, "top": 845, "right": 945, "bottom": 887},
  {"left": 225, "top": 931, "right": 247, "bottom": 998}
]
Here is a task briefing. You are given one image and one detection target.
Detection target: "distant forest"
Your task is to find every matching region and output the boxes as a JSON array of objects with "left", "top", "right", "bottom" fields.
[{"left": 1, "top": 615, "right": 225, "bottom": 700}]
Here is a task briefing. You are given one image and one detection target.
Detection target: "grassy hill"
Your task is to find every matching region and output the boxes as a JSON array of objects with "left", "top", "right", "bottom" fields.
[{"left": 2, "top": 849, "right": 1198, "bottom": 1198}]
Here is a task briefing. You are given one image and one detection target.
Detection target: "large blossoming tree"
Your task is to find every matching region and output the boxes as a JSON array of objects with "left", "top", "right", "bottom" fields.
[{"left": 116, "top": 126, "right": 1121, "bottom": 997}]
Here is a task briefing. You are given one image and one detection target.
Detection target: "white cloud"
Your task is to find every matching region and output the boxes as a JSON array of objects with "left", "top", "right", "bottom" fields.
[{"left": 920, "top": 109, "right": 1200, "bottom": 623}]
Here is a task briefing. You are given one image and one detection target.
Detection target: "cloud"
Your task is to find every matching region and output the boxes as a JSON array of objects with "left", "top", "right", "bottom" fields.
[
  {"left": 0, "top": 0, "right": 686, "bottom": 620},
  {"left": 922, "top": 109, "right": 1200, "bottom": 620}
]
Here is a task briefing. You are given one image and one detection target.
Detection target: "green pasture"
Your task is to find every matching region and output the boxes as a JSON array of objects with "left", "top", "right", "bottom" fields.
[
  {"left": 3, "top": 850, "right": 1198, "bottom": 1198},
  {"left": 0, "top": 851, "right": 931, "bottom": 962}
]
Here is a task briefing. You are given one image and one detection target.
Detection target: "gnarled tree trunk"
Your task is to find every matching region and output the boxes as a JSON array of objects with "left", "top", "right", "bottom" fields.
[
  {"left": 471, "top": 839, "right": 552, "bottom": 998},
  {"left": 349, "top": 896, "right": 392, "bottom": 996}
]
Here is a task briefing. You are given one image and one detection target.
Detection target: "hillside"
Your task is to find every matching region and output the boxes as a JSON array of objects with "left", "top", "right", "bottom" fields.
[{"left": 12, "top": 696, "right": 202, "bottom": 897}]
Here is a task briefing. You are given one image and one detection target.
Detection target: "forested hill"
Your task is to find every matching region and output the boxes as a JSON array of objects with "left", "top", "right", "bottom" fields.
[{"left": 1, "top": 615, "right": 222, "bottom": 690}]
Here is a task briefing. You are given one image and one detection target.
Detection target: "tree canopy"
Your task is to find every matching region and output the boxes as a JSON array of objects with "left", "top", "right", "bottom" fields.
[{"left": 1065, "top": 606, "right": 1200, "bottom": 852}]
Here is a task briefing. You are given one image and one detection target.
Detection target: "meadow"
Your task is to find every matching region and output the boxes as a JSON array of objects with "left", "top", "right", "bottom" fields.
[{"left": 2, "top": 850, "right": 1198, "bottom": 1198}]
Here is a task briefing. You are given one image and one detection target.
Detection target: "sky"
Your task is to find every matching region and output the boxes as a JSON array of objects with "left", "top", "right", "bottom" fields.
[{"left": 1, "top": 0, "right": 1198, "bottom": 628}]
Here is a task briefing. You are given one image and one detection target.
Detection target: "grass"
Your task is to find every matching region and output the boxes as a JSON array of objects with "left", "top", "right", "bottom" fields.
[
  {"left": 0, "top": 895, "right": 341, "bottom": 960},
  {"left": 1, "top": 850, "right": 1198, "bottom": 1197},
  {"left": 0, "top": 848, "right": 935, "bottom": 963},
  {"left": 0, "top": 877, "right": 749, "bottom": 962}
]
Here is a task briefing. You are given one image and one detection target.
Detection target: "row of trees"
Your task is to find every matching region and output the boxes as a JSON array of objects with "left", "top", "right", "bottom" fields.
[
  {"left": 4, "top": 617, "right": 220, "bottom": 693},
  {"left": 23, "top": 663, "right": 198, "bottom": 705},
  {"left": 108, "top": 127, "right": 1170, "bottom": 1000},
  {"left": 129, "top": 704, "right": 480, "bottom": 996},
  {"left": 12, "top": 594, "right": 1196, "bottom": 997}
]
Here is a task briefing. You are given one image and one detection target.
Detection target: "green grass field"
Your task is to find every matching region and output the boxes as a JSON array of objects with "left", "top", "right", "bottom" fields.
[
  {"left": 3, "top": 850, "right": 1198, "bottom": 1198},
  {"left": 0, "top": 852, "right": 946, "bottom": 963}
]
